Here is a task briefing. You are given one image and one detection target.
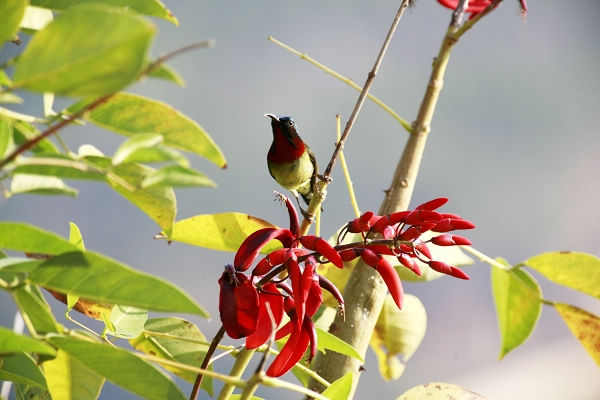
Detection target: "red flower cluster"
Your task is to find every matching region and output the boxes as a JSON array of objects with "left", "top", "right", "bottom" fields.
[
  {"left": 219, "top": 196, "right": 343, "bottom": 377},
  {"left": 218, "top": 196, "right": 474, "bottom": 377},
  {"left": 436, "top": 0, "right": 527, "bottom": 18},
  {"left": 337, "top": 197, "right": 475, "bottom": 308}
]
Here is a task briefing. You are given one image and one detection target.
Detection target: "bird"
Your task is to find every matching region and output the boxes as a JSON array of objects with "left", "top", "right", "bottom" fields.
[{"left": 265, "top": 113, "right": 318, "bottom": 214}]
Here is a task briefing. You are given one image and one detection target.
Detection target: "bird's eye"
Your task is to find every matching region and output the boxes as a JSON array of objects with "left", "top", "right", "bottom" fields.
[{"left": 288, "top": 120, "right": 294, "bottom": 126}]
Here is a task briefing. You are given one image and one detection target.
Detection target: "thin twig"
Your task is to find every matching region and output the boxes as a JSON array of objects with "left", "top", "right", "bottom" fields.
[
  {"left": 298, "top": 0, "right": 411, "bottom": 235},
  {"left": 190, "top": 324, "right": 225, "bottom": 400}
]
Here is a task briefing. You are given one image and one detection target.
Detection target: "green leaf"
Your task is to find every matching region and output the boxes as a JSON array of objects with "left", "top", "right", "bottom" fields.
[
  {"left": 0, "top": 352, "right": 47, "bottom": 389},
  {"left": 491, "top": 260, "right": 542, "bottom": 359},
  {"left": 116, "top": 144, "right": 189, "bottom": 166},
  {"left": 321, "top": 372, "right": 353, "bottom": 400},
  {"left": 29, "top": 250, "right": 209, "bottom": 317},
  {"left": 370, "top": 294, "right": 427, "bottom": 381},
  {"left": 148, "top": 62, "right": 185, "bottom": 86},
  {"left": 10, "top": 174, "right": 78, "bottom": 197},
  {"left": 13, "top": 4, "right": 155, "bottom": 97},
  {"left": 20, "top": 6, "right": 53, "bottom": 31},
  {"left": 13, "top": 155, "right": 106, "bottom": 181},
  {"left": 0, "top": 326, "right": 56, "bottom": 355},
  {"left": 0, "top": 0, "right": 26, "bottom": 43},
  {"left": 526, "top": 251, "right": 600, "bottom": 299},
  {"left": 168, "top": 212, "right": 278, "bottom": 251},
  {"left": 30, "top": 0, "right": 178, "bottom": 25},
  {"left": 43, "top": 349, "right": 105, "bottom": 400},
  {"left": 112, "top": 133, "right": 164, "bottom": 165},
  {"left": 554, "top": 303, "right": 600, "bottom": 366},
  {"left": 0, "top": 222, "right": 80, "bottom": 255},
  {"left": 316, "top": 328, "right": 363, "bottom": 362},
  {"left": 396, "top": 382, "right": 487, "bottom": 400},
  {"left": 68, "top": 222, "right": 85, "bottom": 251},
  {"left": 48, "top": 335, "right": 186, "bottom": 400},
  {"left": 141, "top": 165, "right": 216, "bottom": 188},
  {"left": 12, "top": 285, "right": 61, "bottom": 335},
  {"left": 105, "top": 305, "right": 148, "bottom": 339},
  {"left": 0, "top": 118, "right": 15, "bottom": 159},
  {"left": 82, "top": 93, "right": 227, "bottom": 167},
  {"left": 130, "top": 317, "right": 213, "bottom": 395}
]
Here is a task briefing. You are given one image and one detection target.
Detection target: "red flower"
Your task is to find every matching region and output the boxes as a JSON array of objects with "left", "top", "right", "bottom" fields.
[
  {"left": 218, "top": 195, "right": 475, "bottom": 377},
  {"left": 436, "top": 0, "right": 527, "bottom": 18}
]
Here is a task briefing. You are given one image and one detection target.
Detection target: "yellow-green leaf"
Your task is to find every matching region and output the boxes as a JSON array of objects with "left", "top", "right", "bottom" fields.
[
  {"left": 0, "top": 326, "right": 56, "bottom": 356},
  {"left": 14, "top": 4, "right": 155, "bottom": 97},
  {"left": 321, "top": 372, "right": 353, "bottom": 400},
  {"left": 130, "top": 317, "right": 213, "bottom": 395},
  {"left": 554, "top": 303, "right": 600, "bottom": 366},
  {"left": 370, "top": 294, "right": 427, "bottom": 381},
  {"left": 0, "top": 0, "right": 26, "bottom": 43},
  {"left": 526, "top": 252, "right": 600, "bottom": 299},
  {"left": 491, "top": 259, "right": 542, "bottom": 359},
  {"left": 168, "top": 212, "right": 279, "bottom": 252},
  {"left": 43, "top": 349, "right": 104, "bottom": 400},
  {"left": 30, "top": 0, "right": 178, "bottom": 25},
  {"left": 396, "top": 382, "right": 487, "bottom": 400},
  {"left": 82, "top": 93, "right": 226, "bottom": 168}
]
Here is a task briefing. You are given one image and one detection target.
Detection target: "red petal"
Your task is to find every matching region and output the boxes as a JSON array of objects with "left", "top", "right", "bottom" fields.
[
  {"left": 397, "top": 253, "right": 421, "bottom": 276},
  {"left": 218, "top": 272, "right": 259, "bottom": 339},
  {"left": 246, "top": 282, "right": 285, "bottom": 349},
  {"left": 415, "top": 197, "right": 448, "bottom": 211},
  {"left": 282, "top": 195, "right": 300, "bottom": 237},
  {"left": 266, "top": 326, "right": 310, "bottom": 377},
  {"left": 299, "top": 236, "right": 343, "bottom": 268},
  {"left": 234, "top": 227, "right": 294, "bottom": 271},
  {"left": 375, "top": 257, "right": 404, "bottom": 309},
  {"left": 339, "top": 248, "right": 361, "bottom": 262},
  {"left": 287, "top": 257, "right": 305, "bottom": 329},
  {"left": 360, "top": 248, "right": 379, "bottom": 268},
  {"left": 252, "top": 248, "right": 308, "bottom": 277},
  {"left": 318, "top": 274, "right": 344, "bottom": 311}
]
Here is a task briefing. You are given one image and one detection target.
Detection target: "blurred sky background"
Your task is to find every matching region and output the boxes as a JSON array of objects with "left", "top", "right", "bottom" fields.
[{"left": 1, "top": 1, "right": 599, "bottom": 399}]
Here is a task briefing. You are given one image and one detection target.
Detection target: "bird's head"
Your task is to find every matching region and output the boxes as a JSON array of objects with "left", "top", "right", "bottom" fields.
[{"left": 265, "top": 114, "right": 298, "bottom": 143}]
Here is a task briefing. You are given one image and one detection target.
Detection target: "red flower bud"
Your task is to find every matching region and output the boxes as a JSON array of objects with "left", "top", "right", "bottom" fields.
[
  {"left": 428, "top": 260, "right": 470, "bottom": 280},
  {"left": 415, "top": 197, "right": 448, "bottom": 211},
  {"left": 338, "top": 248, "right": 362, "bottom": 262},
  {"left": 397, "top": 253, "right": 421, "bottom": 276},
  {"left": 299, "top": 235, "right": 343, "bottom": 268},
  {"left": 430, "top": 234, "right": 472, "bottom": 246},
  {"left": 253, "top": 248, "right": 309, "bottom": 277}
]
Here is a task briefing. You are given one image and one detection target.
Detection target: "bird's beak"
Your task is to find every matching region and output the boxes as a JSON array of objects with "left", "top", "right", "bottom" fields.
[{"left": 264, "top": 113, "right": 279, "bottom": 121}]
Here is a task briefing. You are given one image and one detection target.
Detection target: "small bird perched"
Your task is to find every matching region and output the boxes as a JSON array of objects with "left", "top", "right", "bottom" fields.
[{"left": 265, "top": 113, "right": 318, "bottom": 214}]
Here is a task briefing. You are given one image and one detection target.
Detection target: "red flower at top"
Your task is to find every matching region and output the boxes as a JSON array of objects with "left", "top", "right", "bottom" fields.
[{"left": 436, "top": 0, "right": 527, "bottom": 18}]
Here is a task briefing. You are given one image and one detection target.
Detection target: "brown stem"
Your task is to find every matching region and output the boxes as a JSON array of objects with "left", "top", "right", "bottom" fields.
[
  {"left": 307, "top": 1, "right": 499, "bottom": 397},
  {"left": 190, "top": 324, "right": 225, "bottom": 400},
  {"left": 298, "top": 0, "right": 411, "bottom": 236}
]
